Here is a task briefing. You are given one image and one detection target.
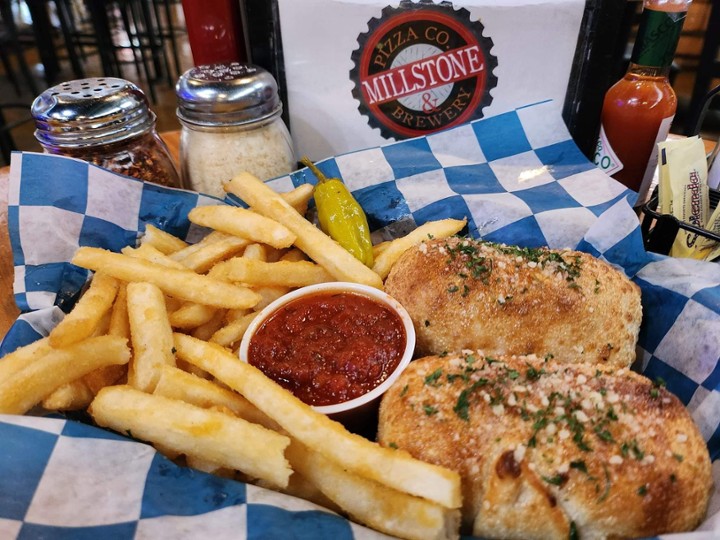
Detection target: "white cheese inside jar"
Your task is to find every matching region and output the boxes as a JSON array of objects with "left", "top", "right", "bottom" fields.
[{"left": 176, "top": 63, "right": 295, "bottom": 198}]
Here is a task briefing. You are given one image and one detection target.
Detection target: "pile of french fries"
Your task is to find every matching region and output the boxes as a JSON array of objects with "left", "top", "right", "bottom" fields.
[{"left": 0, "top": 172, "right": 467, "bottom": 540}]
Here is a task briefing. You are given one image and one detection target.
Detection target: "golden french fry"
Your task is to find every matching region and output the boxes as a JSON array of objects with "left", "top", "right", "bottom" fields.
[
  {"left": 252, "top": 286, "right": 289, "bottom": 312},
  {"left": 242, "top": 243, "right": 267, "bottom": 261},
  {"left": 141, "top": 224, "right": 189, "bottom": 254},
  {"left": 0, "top": 335, "right": 130, "bottom": 415},
  {"left": 225, "top": 308, "right": 250, "bottom": 323},
  {"left": 372, "top": 218, "right": 467, "bottom": 279},
  {"left": 189, "top": 205, "right": 296, "bottom": 249},
  {"left": 225, "top": 173, "right": 383, "bottom": 289},
  {"left": 164, "top": 295, "right": 185, "bottom": 313},
  {"left": 279, "top": 248, "right": 308, "bottom": 262},
  {"left": 83, "top": 364, "right": 127, "bottom": 395},
  {"left": 126, "top": 282, "right": 176, "bottom": 392},
  {"left": 175, "top": 358, "right": 211, "bottom": 380},
  {"left": 213, "top": 259, "right": 334, "bottom": 288},
  {"left": 92, "top": 309, "right": 113, "bottom": 337},
  {"left": 258, "top": 470, "right": 341, "bottom": 514},
  {"left": 72, "top": 247, "right": 261, "bottom": 309},
  {"left": 153, "top": 443, "right": 182, "bottom": 461},
  {"left": 154, "top": 365, "right": 277, "bottom": 430},
  {"left": 280, "top": 183, "right": 315, "bottom": 216},
  {"left": 372, "top": 241, "right": 391, "bottom": 258},
  {"left": 191, "top": 309, "right": 227, "bottom": 341},
  {"left": 185, "top": 455, "right": 223, "bottom": 475},
  {"left": 173, "top": 234, "right": 250, "bottom": 273},
  {"left": 122, "top": 244, "right": 188, "bottom": 269},
  {"left": 173, "top": 333, "right": 461, "bottom": 509},
  {"left": 108, "top": 284, "right": 130, "bottom": 339},
  {"left": 287, "top": 440, "right": 460, "bottom": 540},
  {"left": 169, "top": 302, "right": 218, "bottom": 329},
  {"left": 0, "top": 337, "right": 52, "bottom": 384},
  {"left": 168, "top": 231, "right": 229, "bottom": 262},
  {"left": 48, "top": 273, "right": 119, "bottom": 348},
  {"left": 90, "top": 385, "right": 292, "bottom": 488},
  {"left": 210, "top": 312, "right": 258, "bottom": 347},
  {"left": 41, "top": 380, "right": 94, "bottom": 411}
]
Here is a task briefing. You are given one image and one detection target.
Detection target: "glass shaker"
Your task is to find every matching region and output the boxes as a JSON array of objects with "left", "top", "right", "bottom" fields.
[
  {"left": 31, "top": 78, "right": 182, "bottom": 188},
  {"left": 176, "top": 62, "right": 295, "bottom": 198}
]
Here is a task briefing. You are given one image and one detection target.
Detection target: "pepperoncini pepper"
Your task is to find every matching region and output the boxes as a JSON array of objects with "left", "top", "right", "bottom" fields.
[{"left": 300, "top": 157, "right": 374, "bottom": 267}]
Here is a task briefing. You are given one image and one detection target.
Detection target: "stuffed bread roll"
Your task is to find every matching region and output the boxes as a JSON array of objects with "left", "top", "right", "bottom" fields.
[{"left": 384, "top": 237, "right": 642, "bottom": 367}]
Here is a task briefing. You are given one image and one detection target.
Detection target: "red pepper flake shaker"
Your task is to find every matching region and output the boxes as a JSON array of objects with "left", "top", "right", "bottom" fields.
[{"left": 31, "top": 78, "right": 182, "bottom": 188}]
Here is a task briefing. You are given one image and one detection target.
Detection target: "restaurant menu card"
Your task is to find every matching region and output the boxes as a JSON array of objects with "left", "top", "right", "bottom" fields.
[
  {"left": 2, "top": 100, "right": 720, "bottom": 538},
  {"left": 277, "top": 0, "right": 585, "bottom": 159}
]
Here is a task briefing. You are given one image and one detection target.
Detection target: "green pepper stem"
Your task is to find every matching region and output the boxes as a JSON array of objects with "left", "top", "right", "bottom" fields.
[{"left": 300, "top": 156, "right": 329, "bottom": 184}]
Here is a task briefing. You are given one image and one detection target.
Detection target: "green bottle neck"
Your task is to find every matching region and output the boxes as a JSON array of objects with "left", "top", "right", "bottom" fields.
[{"left": 630, "top": 7, "right": 687, "bottom": 69}]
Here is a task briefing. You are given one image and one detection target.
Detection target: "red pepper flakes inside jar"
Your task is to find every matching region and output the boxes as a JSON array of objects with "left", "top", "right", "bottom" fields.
[{"left": 31, "top": 78, "right": 182, "bottom": 188}]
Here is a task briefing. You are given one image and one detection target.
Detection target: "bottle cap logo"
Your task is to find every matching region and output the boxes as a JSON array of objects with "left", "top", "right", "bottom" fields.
[{"left": 350, "top": 0, "right": 498, "bottom": 140}]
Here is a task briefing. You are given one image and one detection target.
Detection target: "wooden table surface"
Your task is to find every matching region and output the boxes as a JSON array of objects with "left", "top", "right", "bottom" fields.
[
  {"left": 0, "top": 131, "right": 180, "bottom": 340},
  {"left": 0, "top": 133, "right": 716, "bottom": 342}
]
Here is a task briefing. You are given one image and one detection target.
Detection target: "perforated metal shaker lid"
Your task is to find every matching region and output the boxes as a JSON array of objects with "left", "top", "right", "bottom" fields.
[
  {"left": 175, "top": 63, "right": 282, "bottom": 127},
  {"left": 31, "top": 78, "right": 155, "bottom": 148}
]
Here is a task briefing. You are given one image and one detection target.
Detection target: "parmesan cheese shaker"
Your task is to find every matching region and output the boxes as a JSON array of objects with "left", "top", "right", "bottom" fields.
[
  {"left": 31, "top": 78, "right": 182, "bottom": 188},
  {"left": 176, "top": 62, "right": 295, "bottom": 198}
]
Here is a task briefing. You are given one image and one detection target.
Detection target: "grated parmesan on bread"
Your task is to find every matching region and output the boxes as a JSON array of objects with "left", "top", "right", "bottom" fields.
[
  {"left": 384, "top": 237, "right": 642, "bottom": 367},
  {"left": 378, "top": 352, "right": 713, "bottom": 539}
]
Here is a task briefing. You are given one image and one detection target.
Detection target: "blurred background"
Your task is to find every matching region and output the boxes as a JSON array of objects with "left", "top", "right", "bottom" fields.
[{"left": 0, "top": 0, "right": 717, "bottom": 166}]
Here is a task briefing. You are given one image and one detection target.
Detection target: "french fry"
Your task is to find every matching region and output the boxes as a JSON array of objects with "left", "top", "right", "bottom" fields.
[
  {"left": 372, "top": 241, "right": 391, "bottom": 258},
  {"left": 126, "top": 282, "right": 176, "bottom": 392},
  {"left": 191, "top": 309, "right": 227, "bottom": 341},
  {"left": 173, "top": 333, "right": 462, "bottom": 509},
  {"left": 210, "top": 312, "right": 258, "bottom": 348},
  {"left": 242, "top": 243, "right": 267, "bottom": 261},
  {"left": 90, "top": 385, "right": 292, "bottom": 488},
  {"left": 252, "top": 286, "right": 289, "bottom": 312},
  {"left": 279, "top": 248, "right": 307, "bottom": 262},
  {"left": 0, "top": 335, "right": 130, "bottom": 415},
  {"left": 168, "top": 231, "right": 229, "bottom": 262},
  {"left": 213, "top": 259, "right": 334, "bottom": 288},
  {"left": 287, "top": 440, "right": 460, "bottom": 540},
  {"left": 225, "top": 173, "right": 383, "bottom": 289},
  {"left": 141, "top": 224, "right": 189, "bottom": 254},
  {"left": 224, "top": 308, "right": 250, "bottom": 323},
  {"left": 83, "top": 364, "right": 127, "bottom": 395},
  {"left": 189, "top": 205, "right": 296, "bottom": 250},
  {"left": 164, "top": 295, "right": 185, "bottom": 313},
  {"left": 108, "top": 284, "right": 130, "bottom": 338},
  {"left": 154, "top": 365, "right": 277, "bottom": 430},
  {"left": 260, "top": 470, "right": 341, "bottom": 514},
  {"left": 169, "top": 302, "right": 218, "bottom": 329},
  {"left": 185, "top": 455, "right": 223, "bottom": 475},
  {"left": 92, "top": 309, "right": 113, "bottom": 337},
  {"left": 122, "top": 244, "right": 188, "bottom": 269},
  {"left": 0, "top": 337, "right": 52, "bottom": 384},
  {"left": 41, "top": 380, "right": 94, "bottom": 411},
  {"left": 72, "top": 247, "right": 261, "bottom": 309},
  {"left": 173, "top": 234, "right": 250, "bottom": 274},
  {"left": 48, "top": 273, "right": 119, "bottom": 348},
  {"left": 372, "top": 218, "right": 467, "bottom": 279},
  {"left": 153, "top": 443, "right": 182, "bottom": 461},
  {"left": 281, "top": 183, "right": 315, "bottom": 216}
]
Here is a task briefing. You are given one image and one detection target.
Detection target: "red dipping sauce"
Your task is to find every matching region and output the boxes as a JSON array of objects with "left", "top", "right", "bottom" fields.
[{"left": 247, "top": 292, "right": 407, "bottom": 407}]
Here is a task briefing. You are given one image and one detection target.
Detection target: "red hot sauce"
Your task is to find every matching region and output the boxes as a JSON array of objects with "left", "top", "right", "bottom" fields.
[{"left": 248, "top": 292, "right": 406, "bottom": 407}]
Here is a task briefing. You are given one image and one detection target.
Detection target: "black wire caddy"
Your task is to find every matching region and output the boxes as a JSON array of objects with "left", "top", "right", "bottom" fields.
[{"left": 640, "top": 84, "right": 720, "bottom": 257}]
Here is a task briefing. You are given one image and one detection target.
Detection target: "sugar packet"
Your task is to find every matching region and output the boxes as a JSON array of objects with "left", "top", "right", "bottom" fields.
[{"left": 657, "top": 136, "right": 710, "bottom": 259}]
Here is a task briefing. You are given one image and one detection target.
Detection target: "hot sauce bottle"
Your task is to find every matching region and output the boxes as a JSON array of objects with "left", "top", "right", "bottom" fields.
[{"left": 594, "top": 0, "right": 691, "bottom": 205}]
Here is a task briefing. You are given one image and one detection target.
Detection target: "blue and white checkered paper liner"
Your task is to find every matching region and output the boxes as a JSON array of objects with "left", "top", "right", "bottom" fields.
[{"left": 2, "top": 100, "right": 719, "bottom": 539}]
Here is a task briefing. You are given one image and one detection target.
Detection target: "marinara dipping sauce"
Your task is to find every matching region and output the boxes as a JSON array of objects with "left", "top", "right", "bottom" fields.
[{"left": 247, "top": 290, "right": 407, "bottom": 407}]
